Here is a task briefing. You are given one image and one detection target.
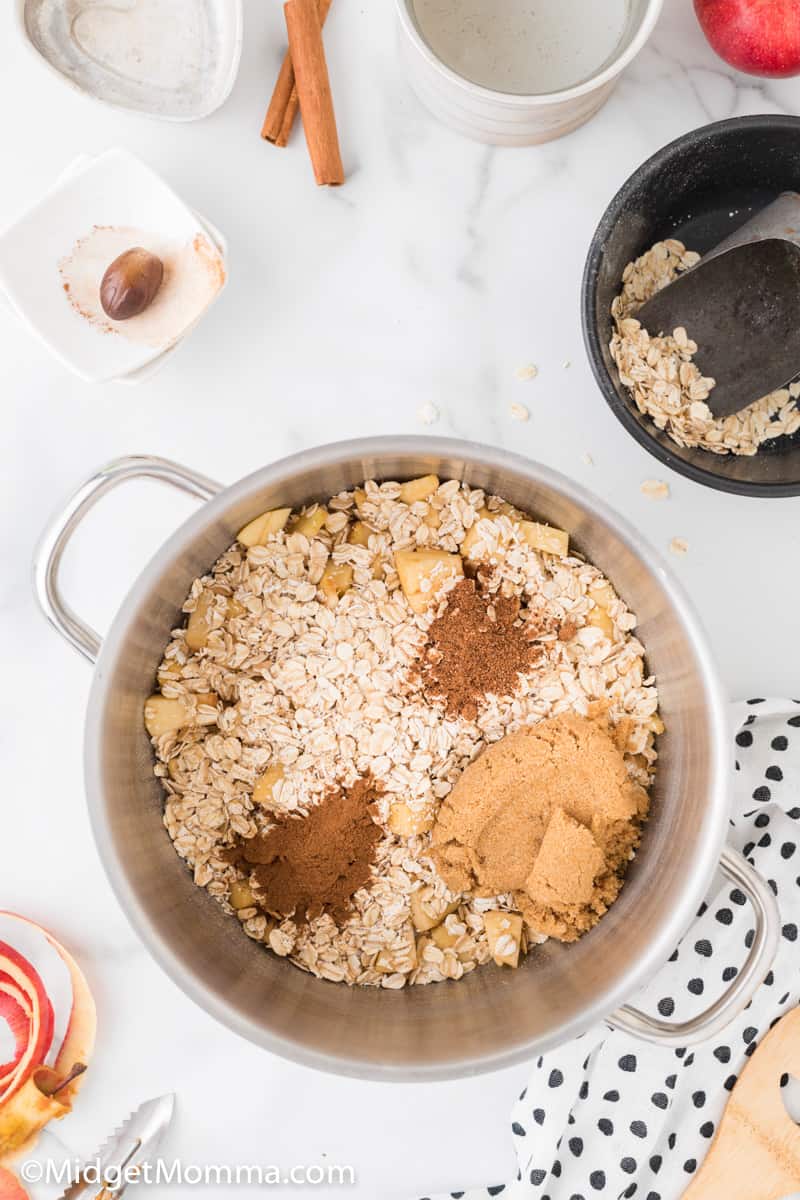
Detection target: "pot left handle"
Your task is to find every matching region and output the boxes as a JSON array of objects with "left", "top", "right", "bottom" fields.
[{"left": 34, "top": 455, "right": 222, "bottom": 664}]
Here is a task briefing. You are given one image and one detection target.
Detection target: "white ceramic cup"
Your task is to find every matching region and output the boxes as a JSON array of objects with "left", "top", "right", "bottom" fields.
[{"left": 395, "top": 0, "right": 663, "bottom": 146}]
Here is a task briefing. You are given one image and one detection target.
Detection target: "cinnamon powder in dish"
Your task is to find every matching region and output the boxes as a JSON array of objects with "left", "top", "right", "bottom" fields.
[
  {"left": 422, "top": 577, "right": 544, "bottom": 720},
  {"left": 224, "top": 777, "right": 382, "bottom": 925}
]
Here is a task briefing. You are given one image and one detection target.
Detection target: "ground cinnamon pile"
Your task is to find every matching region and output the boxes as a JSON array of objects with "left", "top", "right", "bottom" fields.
[
  {"left": 224, "top": 777, "right": 381, "bottom": 925},
  {"left": 422, "top": 578, "right": 543, "bottom": 720}
]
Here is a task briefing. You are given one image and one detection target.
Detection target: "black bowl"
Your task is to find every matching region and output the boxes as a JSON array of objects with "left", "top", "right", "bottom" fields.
[{"left": 582, "top": 114, "right": 800, "bottom": 497}]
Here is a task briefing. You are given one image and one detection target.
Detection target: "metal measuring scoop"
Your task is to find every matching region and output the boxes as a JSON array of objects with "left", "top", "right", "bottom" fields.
[{"left": 636, "top": 192, "right": 800, "bottom": 420}]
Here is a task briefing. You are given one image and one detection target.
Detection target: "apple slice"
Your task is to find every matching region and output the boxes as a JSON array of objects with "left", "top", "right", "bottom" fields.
[{"left": 0, "top": 946, "right": 53, "bottom": 1108}]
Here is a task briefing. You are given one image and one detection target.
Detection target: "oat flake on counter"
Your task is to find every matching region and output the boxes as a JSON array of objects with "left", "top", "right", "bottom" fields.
[{"left": 149, "top": 480, "right": 660, "bottom": 989}]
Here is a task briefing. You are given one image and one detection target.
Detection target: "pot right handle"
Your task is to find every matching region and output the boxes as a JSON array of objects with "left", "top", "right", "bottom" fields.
[
  {"left": 34, "top": 455, "right": 221, "bottom": 664},
  {"left": 607, "top": 846, "right": 780, "bottom": 1048}
]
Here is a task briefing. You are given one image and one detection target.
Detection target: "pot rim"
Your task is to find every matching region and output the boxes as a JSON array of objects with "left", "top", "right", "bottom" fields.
[
  {"left": 394, "top": 0, "right": 664, "bottom": 109},
  {"left": 83, "top": 436, "right": 731, "bottom": 1079},
  {"left": 581, "top": 113, "right": 800, "bottom": 498}
]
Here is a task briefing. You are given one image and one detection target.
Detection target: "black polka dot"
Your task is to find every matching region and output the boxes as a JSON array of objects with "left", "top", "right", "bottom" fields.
[
  {"left": 519, "top": 1088, "right": 527, "bottom": 1101},
  {"left": 688, "top": 978, "right": 704, "bottom": 995},
  {"left": 651, "top": 1091, "right": 668, "bottom": 1109},
  {"left": 772, "top": 736, "right": 788, "bottom": 751},
  {"left": 645, "top": 1194, "right": 661, "bottom": 1200},
  {"left": 512, "top": 1122, "right": 526, "bottom": 1136},
  {"left": 743, "top": 1026, "right": 758, "bottom": 1043},
  {"left": 551, "top": 1161, "right": 562, "bottom": 1178},
  {"left": 743, "top": 841, "right": 755, "bottom": 857},
  {"left": 684, "top": 1160, "right": 697, "bottom": 1174},
  {"left": 579, "top": 1080, "right": 589, "bottom": 1100},
  {"left": 724, "top": 1074, "right": 737, "bottom": 1091},
  {"left": 744, "top": 1042, "right": 757, "bottom": 1058},
  {"left": 781, "top": 1072, "right": 789, "bottom": 1087},
  {"left": 782, "top": 923, "right": 798, "bottom": 942},
  {"left": 665, "top": 1074, "right": 677, "bottom": 1089},
  {"left": 700, "top": 1121, "right": 714, "bottom": 1138},
  {"left": 649, "top": 1155, "right": 662, "bottom": 1174},
  {"left": 722, "top": 966, "right": 738, "bottom": 982},
  {"left": 782, "top": 842, "right": 797, "bottom": 860},
  {"left": 598, "top": 1118, "right": 614, "bottom": 1136},
  {"left": 568, "top": 1137, "right": 583, "bottom": 1158},
  {"left": 764, "top": 970, "right": 774, "bottom": 986},
  {"left": 745, "top": 928, "right": 756, "bottom": 948},
  {"left": 567, "top": 1114, "right": 576, "bottom": 1125},
  {"left": 736, "top": 730, "right": 753, "bottom": 747},
  {"left": 716, "top": 908, "right": 733, "bottom": 925},
  {"left": 692, "top": 1091, "right": 706, "bottom": 1108},
  {"left": 789, "top": 809, "right": 800, "bottom": 820},
  {"left": 630, "top": 1120, "right": 647, "bottom": 1138},
  {"left": 753, "top": 785, "right": 771, "bottom": 802},
  {"left": 603, "top": 1089, "right": 620, "bottom": 1102},
  {"left": 766, "top": 766, "right": 783, "bottom": 782},
  {"left": 589, "top": 1171, "right": 606, "bottom": 1191},
  {"left": 694, "top": 939, "right": 712, "bottom": 957},
  {"left": 747, "top": 698, "right": 766, "bottom": 705},
  {"left": 618, "top": 1054, "right": 637, "bottom": 1072},
  {"left": 713, "top": 1045, "right": 731, "bottom": 1063},
  {"left": 658, "top": 997, "right": 675, "bottom": 1016},
  {"left": 530, "top": 1169, "right": 546, "bottom": 1185},
  {"left": 789, "top": 715, "right": 800, "bottom": 727},
  {"left": 487, "top": 1188, "right": 506, "bottom": 1197},
  {"left": 548, "top": 1069, "right": 564, "bottom": 1087},
  {"left": 675, "top": 1047, "right": 686, "bottom": 1059},
  {"left": 731, "top": 888, "right": 747, "bottom": 905},
  {"left": 758, "top": 833, "right": 772, "bottom": 848},
  {"left": 623, "top": 1186, "right": 637, "bottom": 1199},
  {"left": 754, "top": 814, "right": 770, "bottom": 828},
  {"left": 667, "top": 1134, "right": 676, "bottom": 1151},
  {"left": 685, "top": 1053, "right": 695, "bottom": 1068},
  {"left": 668, "top": 949, "right": 679, "bottom": 963},
  {"left": 768, "top": 879, "right": 779, "bottom": 894},
  {"left": 533, "top": 1109, "right": 545, "bottom": 1126},
  {"left": 620, "top": 1157, "right": 637, "bottom": 1175}
]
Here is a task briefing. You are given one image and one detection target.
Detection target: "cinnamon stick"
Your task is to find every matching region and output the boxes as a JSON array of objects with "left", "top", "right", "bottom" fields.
[
  {"left": 261, "top": 0, "right": 333, "bottom": 147},
  {"left": 283, "top": 0, "right": 344, "bottom": 186}
]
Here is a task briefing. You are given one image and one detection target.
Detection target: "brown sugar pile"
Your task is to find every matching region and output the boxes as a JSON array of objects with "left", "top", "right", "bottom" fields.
[
  {"left": 224, "top": 777, "right": 382, "bottom": 925},
  {"left": 423, "top": 577, "right": 543, "bottom": 720},
  {"left": 431, "top": 713, "right": 649, "bottom": 941}
]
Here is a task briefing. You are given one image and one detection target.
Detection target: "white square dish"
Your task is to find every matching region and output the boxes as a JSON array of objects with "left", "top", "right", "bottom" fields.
[{"left": 0, "top": 148, "right": 228, "bottom": 383}]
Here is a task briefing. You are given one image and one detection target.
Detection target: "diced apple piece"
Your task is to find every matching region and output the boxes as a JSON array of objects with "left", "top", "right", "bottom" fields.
[
  {"left": 144, "top": 695, "right": 191, "bottom": 738},
  {"left": 430, "top": 915, "right": 465, "bottom": 950},
  {"left": 252, "top": 764, "right": 284, "bottom": 807},
  {"left": 291, "top": 506, "right": 328, "bottom": 538},
  {"left": 586, "top": 607, "right": 614, "bottom": 638},
  {"left": 348, "top": 520, "right": 373, "bottom": 548},
  {"left": 409, "top": 888, "right": 459, "bottom": 932},
  {"left": 399, "top": 475, "right": 439, "bottom": 504},
  {"left": 483, "top": 910, "right": 524, "bottom": 968},
  {"left": 237, "top": 507, "right": 292, "bottom": 547},
  {"left": 519, "top": 521, "right": 569, "bottom": 557},
  {"left": 157, "top": 659, "right": 182, "bottom": 681},
  {"left": 227, "top": 596, "right": 247, "bottom": 620},
  {"left": 319, "top": 562, "right": 353, "bottom": 609},
  {"left": 230, "top": 880, "right": 256, "bottom": 910},
  {"left": 186, "top": 591, "right": 215, "bottom": 651},
  {"left": 394, "top": 549, "right": 463, "bottom": 615},
  {"left": 353, "top": 488, "right": 368, "bottom": 513},
  {"left": 144, "top": 693, "right": 217, "bottom": 738},
  {"left": 388, "top": 800, "right": 433, "bottom": 837},
  {"left": 589, "top": 580, "right": 616, "bottom": 610}
]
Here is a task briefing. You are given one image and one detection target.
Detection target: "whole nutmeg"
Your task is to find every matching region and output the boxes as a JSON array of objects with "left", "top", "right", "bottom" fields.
[{"left": 100, "top": 247, "right": 164, "bottom": 321}]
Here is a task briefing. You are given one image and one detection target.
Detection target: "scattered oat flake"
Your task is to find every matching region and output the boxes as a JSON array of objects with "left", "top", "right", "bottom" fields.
[
  {"left": 510, "top": 402, "right": 530, "bottom": 422},
  {"left": 417, "top": 402, "right": 439, "bottom": 426},
  {"left": 581, "top": 452, "right": 594, "bottom": 466},
  {"left": 640, "top": 479, "right": 670, "bottom": 500},
  {"left": 515, "top": 364, "right": 538, "bottom": 381},
  {"left": 669, "top": 537, "right": 689, "bottom": 556},
  {"left": 563, "top": 360, "right": 571, "bottom": 369}
]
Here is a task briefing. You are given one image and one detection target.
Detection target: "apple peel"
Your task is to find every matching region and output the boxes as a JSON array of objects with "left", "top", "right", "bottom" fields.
[
  {"left": 0, "top": 915, "right": 96, "bottom": 1164},
  {"left": 0, "top": 1166, "right": 29, "bottom": 1200}
]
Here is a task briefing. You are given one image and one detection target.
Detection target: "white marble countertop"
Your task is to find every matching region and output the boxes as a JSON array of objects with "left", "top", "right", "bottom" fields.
[{"left": 3, "top": 1, "right": 800, "bottom": 1196}]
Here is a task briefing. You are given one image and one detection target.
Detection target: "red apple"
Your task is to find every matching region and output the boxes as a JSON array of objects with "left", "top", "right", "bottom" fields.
[
  {"left": 0, "top": 1167, "right": 29, "bottom": 1200},
  {"left": 694, "top": 0, "right": 800, "bottom": 76}
]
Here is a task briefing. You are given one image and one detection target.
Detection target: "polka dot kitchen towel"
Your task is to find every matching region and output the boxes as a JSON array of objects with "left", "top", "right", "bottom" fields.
[{"left": 421, "top": 699, "right": 800, "bottom": 1200}]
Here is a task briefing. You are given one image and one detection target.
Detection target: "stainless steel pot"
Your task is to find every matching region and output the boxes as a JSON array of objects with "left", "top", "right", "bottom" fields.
[{"left": 35, "top": 438, "right": 779, "bottom": 1080}]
